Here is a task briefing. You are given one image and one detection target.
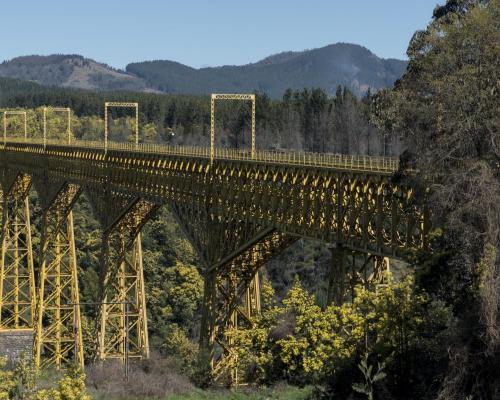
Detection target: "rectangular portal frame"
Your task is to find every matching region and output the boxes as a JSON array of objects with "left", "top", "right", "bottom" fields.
[
  {"left": 2, "top": 110, "right": 27, "bottom": 144},
  {"left": 104, "top": 102, "right": 139, "bottom": 151},
  {"left": 210, "top": 94, "right": 256, "bottom": 162},
  {"left": 43, "top": 107, "right": 72, "bottom": 147}
]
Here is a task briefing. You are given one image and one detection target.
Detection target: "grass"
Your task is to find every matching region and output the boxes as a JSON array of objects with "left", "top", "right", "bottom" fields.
[
  {"left": 165, "top": 384, "right": 312, "bottom": 400},
  {"left": 85, "top": 356, "right": 312, "bottom": 400},
  {"left": 90, "top": 384, "right": 312, "bottom": 400}
]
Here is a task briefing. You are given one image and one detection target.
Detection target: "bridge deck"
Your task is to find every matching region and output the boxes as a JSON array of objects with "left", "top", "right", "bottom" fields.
[{"left": 1, "top": 138, "right": 398, "bottom": 173}]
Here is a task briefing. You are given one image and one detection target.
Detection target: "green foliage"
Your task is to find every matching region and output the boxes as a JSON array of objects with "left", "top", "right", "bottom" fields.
[
  {"left": 0, "top": 357, "right": 16, "bottom": 400},
  {"left": 230, "top": 273, "right": 448, "bottom": 395},
  {"left": 12, "top": 354, "right": 39, "bottom": 399},
  {"left": 145, "top": 258, "right": 203, "bottom": 342},
  {"left": 352, "top": 353, "right": 387, "bottom": 400},
  {"left": 372, "top": 1, "right": 499, "bottom": 397},
  {"left": 353, "top": 276, "right": 426, "bottom": 354},
  {"left": 191, "top": 349, "right": 214, "bottom": 389},
  {"left": 164, "top": 263, "right": 204, "bottom": 326},
  {"left": 35, "top": 365, "right": 91, "bottom": 400},
  {"left": 0, "top": 356, "right": 90, "bottom": 400},
  {"left": 275, "top": 278, "right": 359, "bottom": 381},
  {"left": 140, "top": 206, "right": 204, "bottom": 360},
  {"left": 162, "top": 324, "right": 199, "bottom": 376}
]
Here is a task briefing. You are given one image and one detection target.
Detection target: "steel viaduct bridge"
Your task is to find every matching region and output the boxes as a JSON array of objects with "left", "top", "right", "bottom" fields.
[{"left": 0, "top": 102, "right": 429, "bottom": 384}]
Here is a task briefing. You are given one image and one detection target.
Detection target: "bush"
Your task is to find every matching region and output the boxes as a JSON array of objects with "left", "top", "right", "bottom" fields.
[
  {"left": 229, "top": 274, "right": 456, "bottom": 399},
  {"left": 0, "top": 356, "right": 15, "bottom": 400},
  {"left": 85, "top": 354, "right": 193, "bottom": 398},
  {"left": 36, "top": 365, "right": 91, "bottom": 400},
  {"left": 0, "top": 356, "right": 91, "bottom": 400},
  {"left": 161, "top": 324, "right": 199, "bottom": 376}
]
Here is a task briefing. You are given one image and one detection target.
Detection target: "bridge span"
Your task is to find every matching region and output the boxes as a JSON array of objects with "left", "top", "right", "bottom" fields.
[{"left": 0, "top": 137, "right": 428, "bottom": 383}]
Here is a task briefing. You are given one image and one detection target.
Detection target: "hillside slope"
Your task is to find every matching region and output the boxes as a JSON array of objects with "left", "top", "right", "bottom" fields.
[
  {"left": 126, "top": 43, "right": 407, "bottom": 97},
  {"left": 0, "top": 55, "right": 149, "bottom": 91}
]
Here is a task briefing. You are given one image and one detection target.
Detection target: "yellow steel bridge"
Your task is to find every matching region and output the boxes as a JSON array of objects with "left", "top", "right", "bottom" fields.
[{"left": 0, "top": 107, "right": 429, "bottom": 385}]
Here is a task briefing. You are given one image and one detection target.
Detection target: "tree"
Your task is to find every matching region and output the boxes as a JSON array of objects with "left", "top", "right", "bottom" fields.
[{"left": 371, "top": 1, "right": 499, "bottom": 398}]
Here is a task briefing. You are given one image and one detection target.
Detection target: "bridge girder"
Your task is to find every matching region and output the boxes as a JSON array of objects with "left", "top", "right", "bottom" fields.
[
  {"left": 0, "top": 142, "right": 429, "bottom": 260},
  {"left": 327, "top": 244, "right": 391, "bottom": 306}
]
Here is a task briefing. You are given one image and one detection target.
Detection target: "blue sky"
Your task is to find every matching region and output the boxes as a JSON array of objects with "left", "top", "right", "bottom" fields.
[{"left": 0, "top": 1, "right": 442, "bottom": 69}]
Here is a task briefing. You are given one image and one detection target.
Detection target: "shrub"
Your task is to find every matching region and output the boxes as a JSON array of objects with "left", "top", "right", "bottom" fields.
[
  {"left": 230, "top": 273, "right": 456, "bottom": 399},
  {"left": 0, "top": 356, "right": 15, "bottom": 400},
  {"left": 85, "top": 354, "right": 193, "bottom": 398},
  {"left": 35, "top": 365, "right": 91, "bottom": 400},
  {"left": 161, "top": 324, "right": 199, "bottom": 376}
]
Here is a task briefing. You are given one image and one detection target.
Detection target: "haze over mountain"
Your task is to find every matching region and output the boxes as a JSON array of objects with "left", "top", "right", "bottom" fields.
[{"left": 0, "top": 43, "right": 407, "bottom": 98}]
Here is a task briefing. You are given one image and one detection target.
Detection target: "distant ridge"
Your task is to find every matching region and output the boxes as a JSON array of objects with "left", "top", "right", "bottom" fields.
[
  {"left": 126, "top": 43, "right": 407, "bottom": 97},
  {"left": 0, "top": 55, "right": 149, "bottom": 92},
  {"left": 0, "top": 43, "right": 407, "bottom": 98}
]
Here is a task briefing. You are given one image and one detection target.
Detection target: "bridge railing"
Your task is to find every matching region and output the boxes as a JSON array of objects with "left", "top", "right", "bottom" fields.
[{"left": 3, "top": 138, "right": 399, "bottom": 172}]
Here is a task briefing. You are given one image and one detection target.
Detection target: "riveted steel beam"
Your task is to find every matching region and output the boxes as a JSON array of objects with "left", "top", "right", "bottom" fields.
[
  {"left": 210, "top": 93, "right": 256, "bottom": 162},
  {"left": 104, "top": 102, "right": 139, "bottom": 151},
  {"left": 327, "top": 245, "right": 391, "bottom": 306}
]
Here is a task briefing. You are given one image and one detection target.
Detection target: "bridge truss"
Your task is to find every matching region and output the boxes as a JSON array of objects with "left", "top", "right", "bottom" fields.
[{"left": 0, "top": 104, "right": 429, "bottom": 385}]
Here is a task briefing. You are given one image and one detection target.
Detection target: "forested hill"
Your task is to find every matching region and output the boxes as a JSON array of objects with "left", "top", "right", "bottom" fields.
[
  {"left": 0, "top": 43, "right": 407, "bottom": 98},
  {"left": 127, "top": 43, "right": 407, "bottom": 98},
  {"left": 0, "top": 55, "right": 149, "bottom": 91}
]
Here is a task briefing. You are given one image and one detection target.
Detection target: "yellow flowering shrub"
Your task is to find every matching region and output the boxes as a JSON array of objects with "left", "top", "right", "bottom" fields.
[
  {"left": 35, "top": 366, "right": 91, "bottom": 400},
  {"left": 350, "top": 275, "right": 427, "bottom": 355},
  {"left": 0, "top": 357, "right": 16, "bottom": 400},
  {"left": 0, "top": 359, "right": 91, "bottom": 400},
  {"left": 232, "top": 273, "right": 429, "bottom": 384}
]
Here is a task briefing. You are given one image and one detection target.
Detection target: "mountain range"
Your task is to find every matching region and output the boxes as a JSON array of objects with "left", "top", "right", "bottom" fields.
[{"left": 0, "top": 43, "right": 407, "bottom": 98}]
